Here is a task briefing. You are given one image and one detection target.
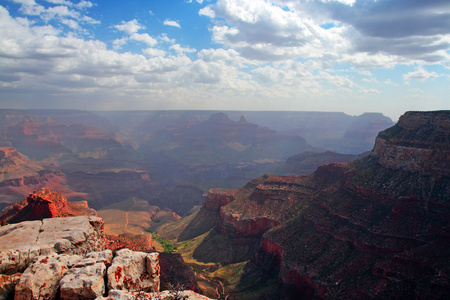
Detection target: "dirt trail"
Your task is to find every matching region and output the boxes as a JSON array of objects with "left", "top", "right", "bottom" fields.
[{"left": 124, "top": 198, "right": 137, "bottom": 228}]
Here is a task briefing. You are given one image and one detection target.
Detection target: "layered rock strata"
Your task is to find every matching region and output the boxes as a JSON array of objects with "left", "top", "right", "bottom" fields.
[
  {"left": 239, "top": 111, "right": 450, "bottom": 299},
  {"left": 187, "top": 111, "right": 449, "bottom": 299}
]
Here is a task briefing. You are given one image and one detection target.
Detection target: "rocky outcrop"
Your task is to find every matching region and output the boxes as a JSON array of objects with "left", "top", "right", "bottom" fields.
[
  {"left": 2, "top": 248, "right": 165, "bottom": 300},
  {"left": 107, "top": 249, "right": 160, "bottom": 293},
  {"left": 0, "top": 216, "right": 105, "bottom": 274},
  {"left": 0, "top": 216, "right": 210, "bottom": 300},
  {"left": 0, "top": 187, "right": 97, "bottom": 224},
  {"left": 192, "top": 174, "right": 316, "bottom": 264},
  {"left": 204, "top": 189, "right": 236, "bottom": 212},
  {"left": 178, "top": 189, "right": 237, "bottom": 242},
  {"left": 60, "top": 250, "right": 113, "bottom": 300},
  {"left": 15, "top": 253, "right": 82, "bottom": 300},
  {"left": 371, "top": 111, "right": 450, "bottom": 176}
]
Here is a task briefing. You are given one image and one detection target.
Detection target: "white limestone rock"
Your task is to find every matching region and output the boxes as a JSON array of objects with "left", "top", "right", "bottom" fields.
[
  {"left": 107, "top": 249, "right": 160, "bottom": 293},
  {"left": 0, "top": 216, "right": 106, "bottom": 275},
  {"left": 14, "top": 253, "right": 82, "bottom": 300},
  {"left": 59, "top": 250, "right": 113, "bottom": 300},
  {"left": 36, "top": 216, "right": 106, "bottom": 256},
  {"left": 0, "top": 220, "right": 41, "bottom": 273}
]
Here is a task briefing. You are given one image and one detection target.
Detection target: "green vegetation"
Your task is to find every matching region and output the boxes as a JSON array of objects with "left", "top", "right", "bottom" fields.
[{"left": 147, "top": 231, "right": 177, "bottom": 253}]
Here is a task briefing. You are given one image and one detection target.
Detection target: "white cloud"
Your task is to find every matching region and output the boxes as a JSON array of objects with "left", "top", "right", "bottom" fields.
[
  {"left": 318, "top": 0, "right": 356, "bottom": 6},
  {"left": 1, "top": 1, "right": 448, "bottom": 116},
  {"left": 114, "top": 19, "right": 144, "bottom": 34},
  {"left": 130, "top": 33, "right": 157, "bottom": 47},
  {"left": 44, "top": 0, "right": 72, "bottom": 6},
  {"left": 199, "top": 6, "right": 215, "bottom": 18},
  {"left": 143, "top": 48, "right": 166, "bottom": 57},
  {"left": 163, "top": 19, "right": 181, "bottom": 28},
  {"left": 170, "top": 44, "right": 196, "bottom": 53},
  {"left": 76, "top": 1, "right": 93, "bottom": 10},
  {"left": 112, "top": 37, "right": 128, "bottom": 49},
  {"left": 158, "top": 34, "right": 175, "bottom": 44},
  {"left": 60, "top": 18, "right": 78, "bottom": 29},
  {"left": 403, "top": 66, "right": 441, "bottom": 83}
]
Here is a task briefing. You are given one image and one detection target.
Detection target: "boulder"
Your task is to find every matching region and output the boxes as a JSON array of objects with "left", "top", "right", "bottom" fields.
[
  {"left": 14, "top": 253, "right": 82, "bottom": 300},
  {"left": 59, "top": 250, "right": 113, "bottom": 300},
  {"left": 107, "top": 249, "right": 160, "bottom": 293}
]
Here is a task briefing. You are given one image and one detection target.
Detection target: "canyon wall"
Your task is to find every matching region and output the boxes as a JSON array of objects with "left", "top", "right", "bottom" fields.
[{"left": 244, "top": 111, "right": 450, "bottom": 299}]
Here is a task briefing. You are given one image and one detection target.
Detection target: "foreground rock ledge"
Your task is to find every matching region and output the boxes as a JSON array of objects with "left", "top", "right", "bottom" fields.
[
  {"left": 0, "top": 216, "right": 105, "bottom": 274},
  {"left": 0, "top": 217, "right": 214, "bottom": 300}
]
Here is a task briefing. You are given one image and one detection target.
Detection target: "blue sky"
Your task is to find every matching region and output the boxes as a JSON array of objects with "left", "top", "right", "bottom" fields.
[{"left": 0, "top": 0, "right": 449, "bottom": 120}]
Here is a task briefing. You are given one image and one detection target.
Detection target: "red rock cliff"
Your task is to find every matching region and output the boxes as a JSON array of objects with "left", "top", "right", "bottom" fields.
[{"left": 0, "top": 187, "right": 97, "bottom": 223}]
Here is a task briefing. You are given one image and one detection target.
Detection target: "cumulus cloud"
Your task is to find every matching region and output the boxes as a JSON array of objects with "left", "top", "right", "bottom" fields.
[
  {"left": 76, "top": 1, "right": 93, "bottom": 10},
  {"left": 1, "top": 0, "right": 448, "bottom": 115},
  {"left": 9, "top": 0, "right": 99, "bottom": 26},
  {"left": 143, "top": 48, "right": 166, "bottom": 57},
  {"left": 163, "top": 19, "right": 181, "bottom": 28},
  {"left": 130, "top": 33, "right": 157, "bottom": 47},
  {"left": 201, "top": 0, "right": 346, "bottom": 61},
  {"left": 114, "top": 19, "right": 144, "bottom": 34},
  {"left": 44, "top": 0, "right": 72, "bottom": 6},
  {"left": 170, "top": 44, "right": 196, "bottom": 54},
  {"left": 201, "top": 0, "right": 450, "bottom": 65},
  {"left": 403, "top": 66, "right": 441, "bottom": 83},
  {"left": 199, "top": 6, "right": 215, "bottom": 18}
]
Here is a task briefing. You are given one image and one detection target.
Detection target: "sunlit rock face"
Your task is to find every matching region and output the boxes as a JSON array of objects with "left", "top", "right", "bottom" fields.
[{"left": 0, "top": 187, "right": 97, "bottom": 224}]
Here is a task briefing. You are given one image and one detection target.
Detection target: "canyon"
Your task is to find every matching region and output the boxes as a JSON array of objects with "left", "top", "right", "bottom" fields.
[
  {"left": 177, "top": 111, "right": 449, "bottom": 299},
  {"left": 3, "top": 108, "right": 421, "bottom": 299}
]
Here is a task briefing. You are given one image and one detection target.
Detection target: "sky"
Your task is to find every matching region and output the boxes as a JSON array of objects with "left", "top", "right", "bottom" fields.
[{"left": 0, "top": 0, "right": 449, "bottom": 121}]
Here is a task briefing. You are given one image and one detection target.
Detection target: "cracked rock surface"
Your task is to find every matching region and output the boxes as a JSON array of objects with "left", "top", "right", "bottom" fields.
[{"left": 0, "top": 216, "right": 105, "bottom": 274}]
